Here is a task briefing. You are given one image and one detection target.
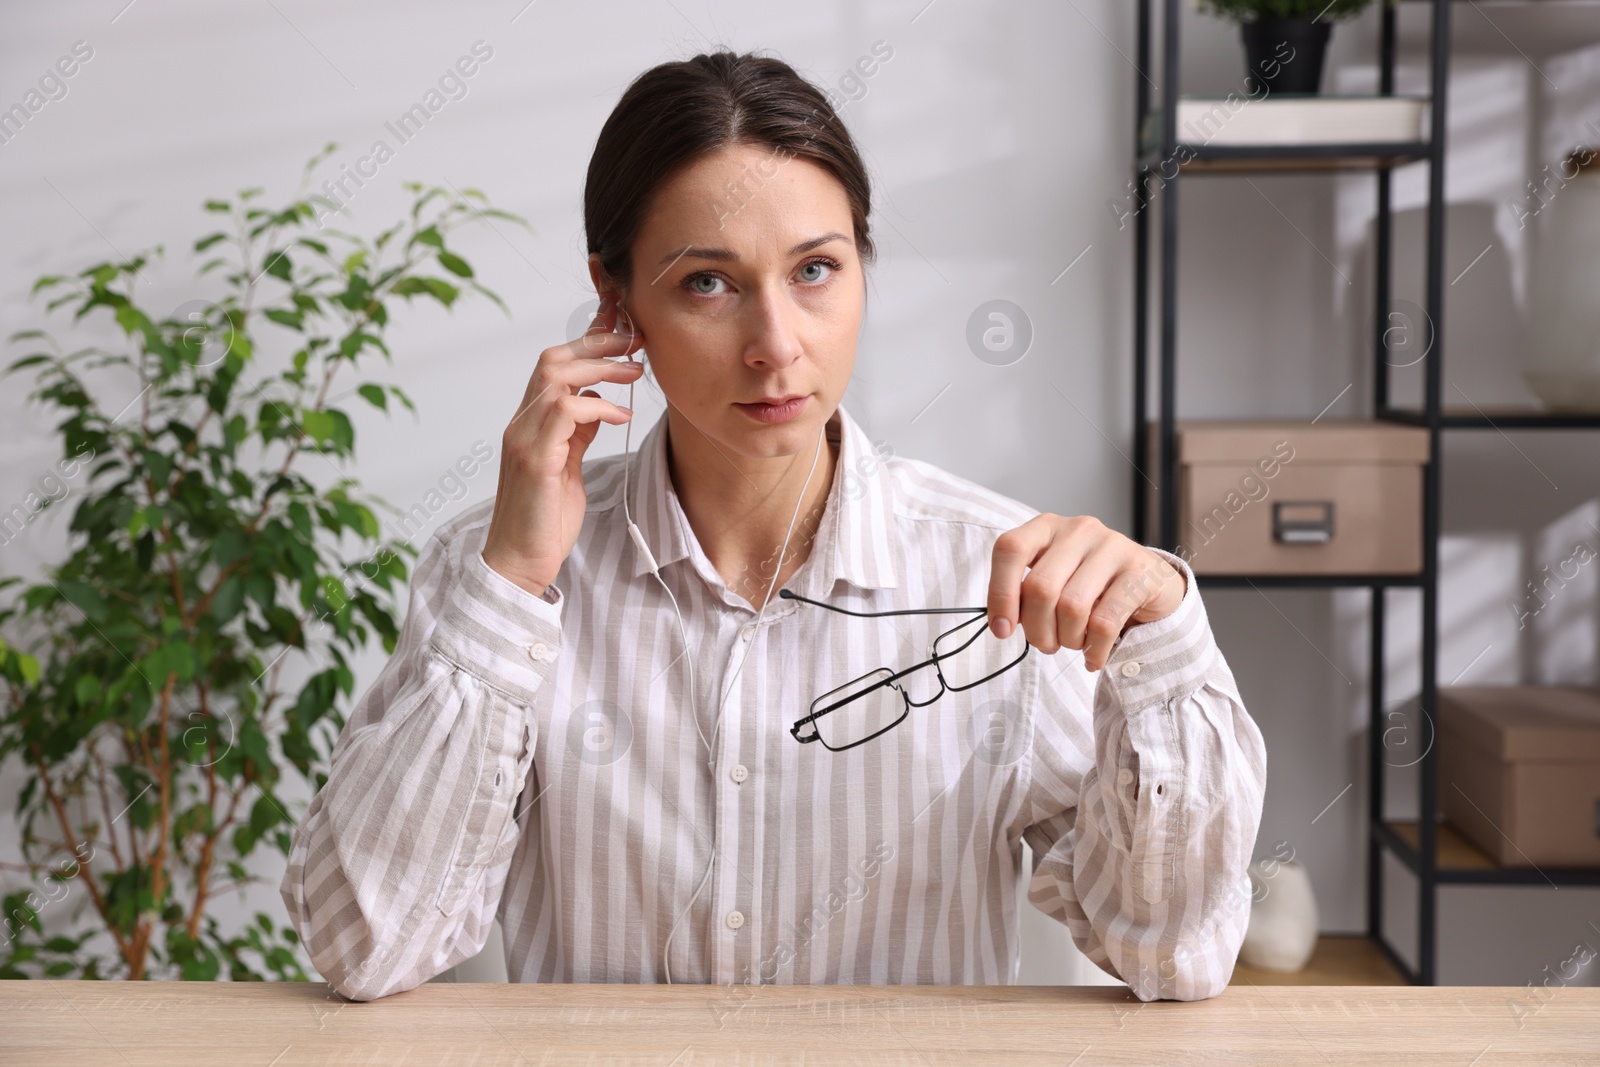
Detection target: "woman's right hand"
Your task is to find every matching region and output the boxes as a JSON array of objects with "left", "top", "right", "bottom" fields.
[{"left": 482, "top": 296, "right": 645, "bottom": 598}]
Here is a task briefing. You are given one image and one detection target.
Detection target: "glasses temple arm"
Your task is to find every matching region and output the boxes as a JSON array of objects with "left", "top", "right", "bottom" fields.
[{"left": 777, "top": 588, "right": 988, "bottom": 619}]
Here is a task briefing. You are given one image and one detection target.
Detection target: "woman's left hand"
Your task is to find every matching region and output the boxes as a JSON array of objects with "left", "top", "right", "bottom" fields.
[{"left": 986, "top": 514, "right": 1186, "bottom": 672}]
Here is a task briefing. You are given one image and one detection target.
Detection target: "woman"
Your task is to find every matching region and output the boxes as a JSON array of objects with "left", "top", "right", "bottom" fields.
[{"left": 280, "top": 49, "right": 1267, "bottom": 1003}]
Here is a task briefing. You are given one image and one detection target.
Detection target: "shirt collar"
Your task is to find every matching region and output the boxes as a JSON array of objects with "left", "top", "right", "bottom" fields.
[{"left": 625, "top": 400, "right": 900, "bottom": 596}]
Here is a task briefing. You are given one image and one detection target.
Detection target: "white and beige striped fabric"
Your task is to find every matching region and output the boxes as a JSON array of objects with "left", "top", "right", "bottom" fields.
[{"left": 279, "top": 401, "right": 1268, "bottom": 1003}]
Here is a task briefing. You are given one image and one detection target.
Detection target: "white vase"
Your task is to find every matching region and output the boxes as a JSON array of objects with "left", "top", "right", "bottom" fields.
[
  {"left": 1240, "top": 858, "right": 1318, "bottom": 973},
  {"left": 1524, "top": 148, "right": 1600, "bottom": 411}
]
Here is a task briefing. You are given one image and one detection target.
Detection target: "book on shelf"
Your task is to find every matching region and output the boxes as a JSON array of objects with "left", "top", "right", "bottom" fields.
[{"left": 1141, "top": 96, "right": 1429, "bottom": 154}]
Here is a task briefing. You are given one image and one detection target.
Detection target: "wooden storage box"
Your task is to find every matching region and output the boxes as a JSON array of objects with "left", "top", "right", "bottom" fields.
[
  {"left": 1143, "top": 419, "right": 1430, "bottom": 575},
  {"left": 1438, "top": 686, "right": 1600, "bottom": 868}
]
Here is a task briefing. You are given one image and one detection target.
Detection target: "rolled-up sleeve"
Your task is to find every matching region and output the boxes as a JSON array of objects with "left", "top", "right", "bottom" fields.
[
  {"left": 278, "top": 524, "right": 563, "bottom": 1001},
  {"left": 1020, "top": 547, "right": 1268, "bottom": 1001}
]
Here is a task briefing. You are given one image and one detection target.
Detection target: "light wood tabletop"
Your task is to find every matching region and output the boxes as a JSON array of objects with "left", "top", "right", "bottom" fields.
[{"left": 3, "top": 979, "right": 1595, "bottom": 1065}]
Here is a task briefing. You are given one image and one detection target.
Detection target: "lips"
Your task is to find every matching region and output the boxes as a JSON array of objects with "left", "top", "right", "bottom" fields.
[
  {"left": 734, "top": 394, "right": 809, "bottom": 424},
  {"left": 745, "top": 394, "right": 804, "bottom": 405}
]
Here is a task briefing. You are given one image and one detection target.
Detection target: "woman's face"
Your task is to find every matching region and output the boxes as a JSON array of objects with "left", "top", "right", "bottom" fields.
[{"left": 589, "top": 142, "right": 865, "bottom": 462}]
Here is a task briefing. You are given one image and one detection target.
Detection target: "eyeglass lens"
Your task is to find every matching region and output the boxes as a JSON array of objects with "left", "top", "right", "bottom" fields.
[
  {"left": 932, "top": 613, "right": 1030, "bottom": 690},
  {"left": 811, "top": 667, "right": 909, "bottom": 751}
]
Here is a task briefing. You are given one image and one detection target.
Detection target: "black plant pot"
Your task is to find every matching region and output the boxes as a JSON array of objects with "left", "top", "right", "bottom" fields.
[{"left": 1241, "top": 18, "right": 1333, "bottom": 96}]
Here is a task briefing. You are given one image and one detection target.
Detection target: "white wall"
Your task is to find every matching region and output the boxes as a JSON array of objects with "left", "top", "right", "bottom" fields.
[{"left": 1, "top": 1, "right": 1596, "bottom": 989}]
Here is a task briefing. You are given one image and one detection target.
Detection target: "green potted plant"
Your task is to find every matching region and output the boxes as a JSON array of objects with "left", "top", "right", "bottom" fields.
[
  {"left": 1196, "top": 0, "right": 1379, "bottom": 95},
  {"left": 0, "top": 144, "right": 525, "bottom": 981}
]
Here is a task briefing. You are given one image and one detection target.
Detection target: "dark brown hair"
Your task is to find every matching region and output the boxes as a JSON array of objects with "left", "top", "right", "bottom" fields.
[{"left": 584, "top": 49, "right": 875, "bottom": 298}]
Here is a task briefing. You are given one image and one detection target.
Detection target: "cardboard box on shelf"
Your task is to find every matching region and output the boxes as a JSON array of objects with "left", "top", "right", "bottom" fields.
[
  {"left": 1439, "top": 686, "right": 1600, "bottom": 869},
  {"left": 1143, "top": 419, "right": 1430, "bottom": 575}
]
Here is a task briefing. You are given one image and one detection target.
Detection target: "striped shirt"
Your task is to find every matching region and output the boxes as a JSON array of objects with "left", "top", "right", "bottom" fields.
[{"left": 279, "top": 401, "right": 1268, "bottom": 1002}]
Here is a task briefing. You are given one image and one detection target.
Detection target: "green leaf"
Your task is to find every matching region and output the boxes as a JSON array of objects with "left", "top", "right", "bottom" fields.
[
  {"left": 238, "top": 716, "right": 272, "bottom": 773},
  {"left": 14, "top": 770, "right": 37, "bottom": 815},
  {"left": 249, "top": 795, "right": 283, "bottom": 836},
  {"left": 214, "top": 529, "right": 251, "bottom": 568},
  {"left": 6, "top": 354, "right": 51, "bottom": 372},
  {"left": 333, "top": 331, "right": 388, "bottom": 363},
  {"left": 326, "top": 409, "right": 353, "bottom": 451},
  {"left": 391, "top": 277, "right": 459, "bottom": 308},
  {"left": 287, "top": 501, "right": 313, "bottom": 540},
  {"left": 225, "top": 328, "right": 253, "bottom": 363},
  {"left": 421, "top": 278, "right": 459, "bottom": 306},
  {"left": 114, "top": 304, "right": 155, "bottom": 341},
  {"left": 203, "top": 199, "right": 232, "bottom": 213},
  {"left": 436, "top": 252, "right": 473, "bottom": 278},
  {"left": 299, "top": 409, "right": 334, "bottom": 441},
  {"left": 212, "top": 575, "right": 245, "bottom": 624},
  {"left": 466, "top": 279, "right": 511, "bottom": 318},
  {"left": 262, "top": 251, "right": 293, "bottom": 282},
  {"left": 472, "top": 207, "right": 532, "bottom": 227},
  {"left": 246, "top": 571, "right": 276, "bottom": 611},
  {"left": 73, "top": 673, "right": 101, "bottom": 708},
  {"left": 145, "top": 448, "right": 173, "bottom": 489},
  {"left": 357, "top": 383, "right": 387, "bottom": 411},
  {"left": 53, "top": 579, "right": 108, "bottom": 622}
]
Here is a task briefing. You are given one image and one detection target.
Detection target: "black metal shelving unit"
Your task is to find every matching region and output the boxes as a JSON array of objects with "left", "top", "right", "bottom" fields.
[{"left": 1130, "top": 0, "right": 1600, "bottom": 987}]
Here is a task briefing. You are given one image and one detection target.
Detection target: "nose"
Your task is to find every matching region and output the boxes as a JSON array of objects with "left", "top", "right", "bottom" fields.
[{"left": 741, "top": 282, "right": 804, "bottom": 370}]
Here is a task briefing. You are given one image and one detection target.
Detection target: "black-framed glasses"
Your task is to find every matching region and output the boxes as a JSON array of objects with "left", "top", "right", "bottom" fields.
[{"left": 780, "top": 589, "right": 1031, "bottom": 752}]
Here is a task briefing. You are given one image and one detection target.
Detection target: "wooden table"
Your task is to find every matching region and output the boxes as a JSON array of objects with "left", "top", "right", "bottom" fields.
[{"left": 3, "top": 980, "right": 1596, "bottom": 1065}]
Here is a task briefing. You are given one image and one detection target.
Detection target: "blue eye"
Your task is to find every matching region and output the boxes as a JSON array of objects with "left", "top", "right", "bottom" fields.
[
  {"left": 686, "top": 273, "right": 725, "bottom": 295},
  {"left": 798, "top": 257, "right": 840, "bottom": 284}
]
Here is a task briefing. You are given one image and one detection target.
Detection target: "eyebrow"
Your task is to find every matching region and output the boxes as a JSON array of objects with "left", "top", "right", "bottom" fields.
[{"left": 655, "top": 232, "right": 850, "bottom": 266}]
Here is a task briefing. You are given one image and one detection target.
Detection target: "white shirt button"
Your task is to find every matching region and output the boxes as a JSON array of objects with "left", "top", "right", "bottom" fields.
[
  {"left": 739, "top": 624, "right": 755, "bottom": 641},
  {"left": 725, "top": 910, "right": 745, "bottom": 930},
  {"left": 527, "top": 642, "right": 549, "bottom": 662},
  {"left": 1119, "top": 660, "right": 1142, "bottom": 678},
  {"left": 1117, "top": 767, "right": 1134, "bottom": 787},
  {"left": 730, "top": 764, "right": 749, "bottom": 784}
]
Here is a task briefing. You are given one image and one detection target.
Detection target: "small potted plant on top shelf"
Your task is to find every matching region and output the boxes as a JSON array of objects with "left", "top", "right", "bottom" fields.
[{"left": 1196, "top": 0, "right": 1380, "bottom": 96}]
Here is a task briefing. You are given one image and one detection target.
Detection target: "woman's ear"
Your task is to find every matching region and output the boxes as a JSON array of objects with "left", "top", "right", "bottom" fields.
[
  {"left": 585, "top": 251, "right": 613, "bottom": 301},
  {"left": 586, "top": 252, "right": 640, "bottom": 347},
  {"left": 588, "top": 254, "right": 624, "bottom": 308}
]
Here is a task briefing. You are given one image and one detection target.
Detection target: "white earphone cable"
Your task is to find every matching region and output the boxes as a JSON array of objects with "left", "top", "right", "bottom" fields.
[{"left": 613, "top": 335, "right": 826, "bottom": 984}]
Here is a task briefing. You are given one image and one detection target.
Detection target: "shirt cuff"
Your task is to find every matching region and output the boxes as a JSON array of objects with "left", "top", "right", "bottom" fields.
[
  {"left": 1101, "top": 547, "right": 1216, "bottom": 712},
  {"left": 428, "top": 549, "right": 564, "bottom": 706}
]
